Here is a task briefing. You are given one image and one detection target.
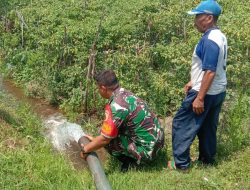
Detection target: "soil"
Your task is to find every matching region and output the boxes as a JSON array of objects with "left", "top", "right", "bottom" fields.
[{"left": 65, "top": 140, "right": 108, "bottom": 170}]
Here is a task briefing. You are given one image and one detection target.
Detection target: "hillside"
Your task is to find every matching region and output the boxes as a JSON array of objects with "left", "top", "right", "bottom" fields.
[
  {"left": 1, "top": 0, "right": 249, "bottom": 116},
  {"left": 0, "top": 0, "right": 250, "bottom": 189}
]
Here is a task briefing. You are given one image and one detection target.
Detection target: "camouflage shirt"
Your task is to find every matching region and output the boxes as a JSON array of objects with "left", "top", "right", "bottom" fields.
[{"left": 101, "top": 87, "right": 164, "bottom": 162}]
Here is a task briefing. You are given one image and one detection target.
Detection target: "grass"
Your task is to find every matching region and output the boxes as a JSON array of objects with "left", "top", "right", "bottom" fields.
[
  {"left": 0, "top": 90, "right": 250, "bottom": 190},
  {"left": 106, "top": 147, "right": 250, "bottom": 190},
  {"left": 0, "top": 91, "right": 93, "bottom": 189}
]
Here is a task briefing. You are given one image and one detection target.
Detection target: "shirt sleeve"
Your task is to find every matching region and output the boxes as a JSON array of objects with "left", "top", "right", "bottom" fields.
[
  {"left": 100, "top": 104, "right": 118, "bottom": 139},
  {"left": 100, "top": 103, "right": 129, "bottom": 139},
  {"left": 202, "top": 39, "right": 220, "bottom": 72}
]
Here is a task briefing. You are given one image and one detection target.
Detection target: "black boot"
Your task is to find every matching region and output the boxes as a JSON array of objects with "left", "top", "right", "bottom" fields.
[{"left": 117, "top": 156, "right": 137, "bottom": 172}]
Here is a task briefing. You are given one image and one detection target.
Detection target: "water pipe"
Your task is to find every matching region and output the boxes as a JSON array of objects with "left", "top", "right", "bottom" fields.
[{"left": 78, "top": 136, "right": 112, "bottom": 190}]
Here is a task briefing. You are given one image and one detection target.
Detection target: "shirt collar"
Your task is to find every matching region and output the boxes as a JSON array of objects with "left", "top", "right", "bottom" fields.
[
  {"left": 108, "top": 87, "right": 122, "bottom": 104},
  {"left": 204, "top": 26, "right": 219, "bottom": 36}
]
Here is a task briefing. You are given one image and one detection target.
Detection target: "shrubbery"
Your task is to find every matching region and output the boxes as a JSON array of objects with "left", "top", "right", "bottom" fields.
[{"left": 0, "top": 0, "right": 249, "bottom": 118}]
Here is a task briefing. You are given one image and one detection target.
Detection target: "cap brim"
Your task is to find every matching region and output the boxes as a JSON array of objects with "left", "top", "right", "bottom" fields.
[{"left": 187, "top": 10, "right": 204, "bottom": 15}]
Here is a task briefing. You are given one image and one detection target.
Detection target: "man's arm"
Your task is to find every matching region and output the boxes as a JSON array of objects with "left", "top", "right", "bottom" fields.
[
  {"left": 192, "top": 70, "right": 215, "bottom": 115},
  {"left": 82, "top": 135, "right": 112, "bottom": 153},
  {"left": 80, "top": 135, "right": 112, "bottom": 159}
]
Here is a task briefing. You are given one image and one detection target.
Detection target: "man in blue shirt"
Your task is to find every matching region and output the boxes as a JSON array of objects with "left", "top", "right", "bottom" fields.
[{"left": 169, "top": 0, "right": 227, "bottom": 170}]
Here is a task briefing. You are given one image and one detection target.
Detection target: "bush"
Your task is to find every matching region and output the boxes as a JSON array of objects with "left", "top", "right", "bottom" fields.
[{"left": 0, "top": 0, "right": 249, "bottom": 118}]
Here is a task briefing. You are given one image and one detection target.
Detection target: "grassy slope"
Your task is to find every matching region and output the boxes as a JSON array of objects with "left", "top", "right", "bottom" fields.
[
  {"left": 0, "top": 90, "right": 250, "bottom": 190},
  {"left": 0, "top": 91, "right": 93, "bottom": 189}
]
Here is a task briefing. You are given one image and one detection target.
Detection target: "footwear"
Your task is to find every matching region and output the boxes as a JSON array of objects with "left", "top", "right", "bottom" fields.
[
  {"left": 167, "top": 160, "right": 176, "bottom": 170},
  {"left": 120, "top": 160, "right": 138, "bottom": 172},
  {"left": 198, "top": 156, "right": 215, "bottom": 165},
  {"left": 117, "top": 156, "right": 138, "bottom": 172},
  {"left": 191, "top": 157, "right": 202, "bottom": 165},
  {"left": 120, "top": 162, "right": 130, "bottom": 172}
]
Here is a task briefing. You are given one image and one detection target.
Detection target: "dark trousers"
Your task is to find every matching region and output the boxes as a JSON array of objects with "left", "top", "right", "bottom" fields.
[{"left": 172, "top": 90, "right": 226, "bottom": 169}]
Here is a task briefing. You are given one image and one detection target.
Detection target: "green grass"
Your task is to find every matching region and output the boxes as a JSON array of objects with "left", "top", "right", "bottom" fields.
[
  {"left": 0, "top": 91, "right": 93, "bottom": 189},
  {"left": 0, "top": 90, "right": 250, "bottom": 190},
  {"left": 103, "top": 146, "right": 250, "bottom": 190}
]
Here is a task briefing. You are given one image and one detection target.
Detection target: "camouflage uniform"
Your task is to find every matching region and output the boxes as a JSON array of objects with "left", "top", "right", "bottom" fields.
[{"left": 100, "top": 87, "right": 164, "bottom": 164}]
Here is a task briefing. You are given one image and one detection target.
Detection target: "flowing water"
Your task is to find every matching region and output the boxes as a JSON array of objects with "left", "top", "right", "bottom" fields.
[
  {"left": 1, "top": 78, "right": 107, "bottom": 169},
  {"left": 44, "top": 114, "right": 86, "bottom": 151},
  {"left": 2, "top": 79, "right": 60, "bottom": 118}
]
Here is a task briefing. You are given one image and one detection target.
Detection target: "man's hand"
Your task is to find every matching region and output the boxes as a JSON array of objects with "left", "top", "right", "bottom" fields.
[
  {"left": 192, "top": 70, "right": 215, "bottom": 115},
  {"left": 79, "top": 144, "right": 89, "bottom": 160},
  {"left": 184, "top": 81, "right": 192, "bottom": 94},
  {"left": 192, "top": 97, "right": 204, "bottom": 115},
  {"left": 79, "top": 135, "right": 111, "bottom": 160},
  {"left": 80, "top": 151, "right": 89, "bottom": 160}
]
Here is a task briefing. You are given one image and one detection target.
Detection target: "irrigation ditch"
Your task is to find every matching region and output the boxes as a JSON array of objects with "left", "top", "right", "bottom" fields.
[{"left": 1, "top": 76, "right": 111, "bottom": 190}]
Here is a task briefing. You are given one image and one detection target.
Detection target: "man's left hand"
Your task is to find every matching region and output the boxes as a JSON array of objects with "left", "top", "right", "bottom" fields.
[
  {"left": 84, "top": 134, "right": 94, "bottom": 141},
  {"left": 192, "top": 97, "right": 204, "bottom": 115}
]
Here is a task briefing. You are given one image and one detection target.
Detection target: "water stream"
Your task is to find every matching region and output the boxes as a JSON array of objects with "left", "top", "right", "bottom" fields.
[
  {"left": 1, "top": 77, "right": 107, "bottom": 169},
  {"left": 1, "top": 78, "right": 84, "bottom": 148},
  {"left": 44, "top": 114, "right": 85, "bottom": 151},
  {"left": 2, "top": 79, "right": 60, "bottom": 118}
]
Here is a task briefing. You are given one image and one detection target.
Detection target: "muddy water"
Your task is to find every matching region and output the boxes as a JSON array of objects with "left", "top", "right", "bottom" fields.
[
  {"left": 2, "top": 79, "right": 107, "bottom": 170},
  {"left": 2, "top": 79, "right": 60, "bottom": 118}
]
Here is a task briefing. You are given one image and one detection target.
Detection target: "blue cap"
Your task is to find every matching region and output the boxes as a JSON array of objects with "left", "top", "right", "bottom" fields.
[{"left": 187, "top": 0, "right": 222, "bottom": 16}]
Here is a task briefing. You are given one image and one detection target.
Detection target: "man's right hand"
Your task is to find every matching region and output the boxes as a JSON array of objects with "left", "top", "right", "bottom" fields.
[{"left": 184, "top": 81, "right": 192, "bottom": 94}]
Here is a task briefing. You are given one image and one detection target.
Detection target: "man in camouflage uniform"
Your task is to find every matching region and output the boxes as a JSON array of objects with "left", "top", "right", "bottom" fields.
[{"left": 80, "top": 70, "right": 164, "bottom": 172}]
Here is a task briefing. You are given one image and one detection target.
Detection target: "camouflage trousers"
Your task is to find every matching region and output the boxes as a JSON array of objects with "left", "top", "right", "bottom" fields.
[{"left": 105, "top": 128, "right": 164, "bottom": 164}]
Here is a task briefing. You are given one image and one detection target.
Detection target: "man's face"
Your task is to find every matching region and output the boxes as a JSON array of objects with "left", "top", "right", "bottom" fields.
[
  {"left": 97, "top": 85, "right": 109, "bottom": 99},
  {"left": 194, "top": 14, "right": 213, "bottom": 33}
]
